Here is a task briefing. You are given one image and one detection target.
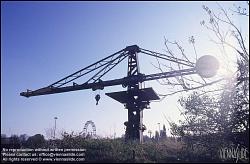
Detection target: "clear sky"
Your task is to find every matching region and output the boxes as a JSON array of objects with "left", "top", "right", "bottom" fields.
[{"left": 1, "top": 1, "right": 247, "bottom": 138}]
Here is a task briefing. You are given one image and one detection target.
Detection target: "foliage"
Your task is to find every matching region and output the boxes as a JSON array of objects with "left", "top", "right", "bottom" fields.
[
  {"left": 168, "top": 2, "right": 249, "bottom": 163},
  {"left": 26, "top": 134, "right": 46, "bottom": 148},
  {"left": 55, "top": 136, "right": 184, "bottom": 163},
  {"left": 160, "top": 125, "right": 167, "bottom": 139}
]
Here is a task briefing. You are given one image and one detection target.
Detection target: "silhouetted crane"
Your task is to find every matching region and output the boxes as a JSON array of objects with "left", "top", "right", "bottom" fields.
[{"left": 20, "top": 45, "right": 218, "bottom": 143}]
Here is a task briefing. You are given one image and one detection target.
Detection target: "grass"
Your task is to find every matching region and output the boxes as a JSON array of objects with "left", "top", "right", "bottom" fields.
[{"left": 46, "top": 136, "right": 184, "bottom": 163}]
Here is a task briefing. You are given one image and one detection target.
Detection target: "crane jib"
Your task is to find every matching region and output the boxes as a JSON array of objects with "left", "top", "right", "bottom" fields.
[
  {"left": 20, "top": 68, "right": 195, "bottom": 98},
  {"left": 20, "top": 45, "right": 196, "bottom": 98}
]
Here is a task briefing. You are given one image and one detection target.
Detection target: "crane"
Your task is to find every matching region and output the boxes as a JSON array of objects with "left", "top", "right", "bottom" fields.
[{"left": 20, "top": 45, "right": 218, "bottom": 143}]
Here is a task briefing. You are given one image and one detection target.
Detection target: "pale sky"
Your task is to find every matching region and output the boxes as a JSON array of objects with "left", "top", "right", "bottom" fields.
[{"left": 1, "top": 1, "right": 247, "bottom": 138}]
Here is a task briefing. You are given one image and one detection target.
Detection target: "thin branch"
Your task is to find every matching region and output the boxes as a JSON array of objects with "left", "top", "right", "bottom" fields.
[
  {"left": 230, "top": 3, "right": 249, "bottom": 16},
  {"left": 196, "top": 88, "right": 224, "bottom": 97},
  {"left": 158, "top": 78, "right": 225, "bottom": 100},
  {"left": 214, "top": 3, "right": 249, "bottom": 61}
]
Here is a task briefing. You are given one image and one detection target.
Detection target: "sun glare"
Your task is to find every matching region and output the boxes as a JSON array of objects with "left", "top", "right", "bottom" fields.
[{"left": 214, "top": 36, "right": 238, "bottom": 79}]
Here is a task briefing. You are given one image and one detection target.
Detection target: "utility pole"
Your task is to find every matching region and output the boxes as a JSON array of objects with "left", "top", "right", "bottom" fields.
[
  {"left": 157, "top": 123, "right": 160, "bottom": 139},
  {"left": 148, "top": 130, "right": 152, "bottom": 138},
  {"left": 54, "top": 117, "right": 58, "bottom": 139},
  {"left": 114, "top": 124, "right": 116, "bottom": 139},
  {"left": 157, "top": 123, "right": 160, "bottom": 134}
]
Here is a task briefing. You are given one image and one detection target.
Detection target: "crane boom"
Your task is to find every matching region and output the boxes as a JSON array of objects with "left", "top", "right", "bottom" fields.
[
  {"left": 20, "top": 68, "right": 195, "bottom": 97},
  {"left": 20, "top": 45, "right": 194, "bottom": 98}
]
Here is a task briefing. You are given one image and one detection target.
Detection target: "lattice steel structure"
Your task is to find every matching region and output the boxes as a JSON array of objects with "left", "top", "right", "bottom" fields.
[{"left": 20, "top": 45, "right": 200, "bottom": 143}]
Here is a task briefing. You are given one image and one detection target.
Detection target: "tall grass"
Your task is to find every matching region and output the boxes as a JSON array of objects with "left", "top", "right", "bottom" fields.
[{"left": 47, "top": 136, "right": 184, "bottom": 163}]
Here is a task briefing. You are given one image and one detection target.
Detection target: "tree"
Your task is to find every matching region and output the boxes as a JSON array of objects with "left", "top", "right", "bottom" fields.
[
  {"left": 166, "top": 1, "right": 249, "bottom": 134},
  {"left": 181, "top": 0, "right": 248, "bottom": 139},
  {"left": 9, "top": 135, "right": 21, "bottom": 148},
  {"left": 173, "top": 83, "right": 248, "bottom": 161},
  {"left": 19, "top": 134, "right": 29, "bottom": 148},
  {"left": 154, "top": 2, "right": 248, "bottom": 99},
  {"left": 1, "top": 134, "right": 7, "bottom": 144},
  {"left": 154, "top": 131, "right": 160, "bottom": 141},
  {"left": 26, "top": 134, "right": 46, "bottom": 148},
  {"left": 1, "top": 134, "right": 21, "bottom": 149},
  {"left": 166, "top": 2, "right": 248, "bottom": 162},
  {"left": 160, "top": 125, "right": 167, "bottom": 139}
]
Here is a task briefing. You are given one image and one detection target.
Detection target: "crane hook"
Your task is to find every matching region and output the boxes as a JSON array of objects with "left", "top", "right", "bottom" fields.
[{"left": 95, "top": 94, "right": 100, "bottom": 105}]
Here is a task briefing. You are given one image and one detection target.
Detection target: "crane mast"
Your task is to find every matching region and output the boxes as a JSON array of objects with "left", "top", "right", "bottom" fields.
[
  {"left": 20, "top": 45, "right": 197, "bottom": 143},
  {"left": 124, "top": 45, "right": 143, "bottom": 142}
]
